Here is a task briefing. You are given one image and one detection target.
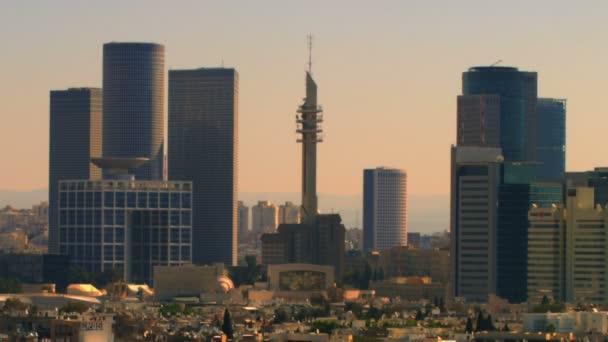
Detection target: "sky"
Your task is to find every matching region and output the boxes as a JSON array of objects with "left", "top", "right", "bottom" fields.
[{"left": 1, "top": 0, "right": 607, "bottom": 201}]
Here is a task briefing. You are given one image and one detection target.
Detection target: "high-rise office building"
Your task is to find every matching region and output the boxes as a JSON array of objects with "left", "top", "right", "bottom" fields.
[
  {"left": 49, "top": 88, "right": 103, "bottom": 254},
  {"left": 278, "top": 201, "right": 300, "bottom": 224},
  {"left": 252, "top": 201, "right": 278, "bottom": 233},
  {"left": 527, "top": 205, "right": 566, "bottom": 303},
  {"left": 457, "top": 94, "right": 501, "bottom": 148},
  {"left": 168, "top": 68, "right": 238, "bottom": 266},
  {"left": 536, "top": 98, "right": 566, "bottom": 181},
  {"left": 237, "top": 201, "right": 249, "bottom": 237},
  {"left": 363, "top": 167, "right": 408, "bottom": 251},
  {"left": 567, "top": 168, "right": 608, "bottom": 207},
  {"left": 462, "top": 66, "right": 537, "bottom": 162},
  {"left": 58, "top": 177, "right": 192, "bottom": 285},
  {"left": 102, "top": 42, "right": 165, "bottom": 180},
  {"left": 564, "top": 187, "right": 608, "bottom": 304},
  {"left": 450, "top": 146, "right": 561, "bottom": 302}
]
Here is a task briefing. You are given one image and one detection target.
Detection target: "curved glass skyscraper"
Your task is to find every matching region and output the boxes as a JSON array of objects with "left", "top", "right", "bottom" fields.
[
  {"left": 102, "top": 42, "right": 165, "bottom": 180},
  {"left": 462, "top": 66, "right": 537, "bottom": 162}
]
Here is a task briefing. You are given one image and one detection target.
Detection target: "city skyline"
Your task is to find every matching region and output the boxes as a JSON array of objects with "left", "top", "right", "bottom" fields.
[{"left": 2, "top": 1, "right": 606, "bottom": 198}]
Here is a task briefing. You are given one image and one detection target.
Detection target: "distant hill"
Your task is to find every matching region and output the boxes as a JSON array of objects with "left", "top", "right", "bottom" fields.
[{"left": 0, "top": 189, "right": 448, "bottom": 234}]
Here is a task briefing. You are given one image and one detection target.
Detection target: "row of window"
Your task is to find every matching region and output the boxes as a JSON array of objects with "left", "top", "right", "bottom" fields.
[
  {"left": 59, "top": 191, "right": 191, "bottom": 209},
  {"left": 59, "top": 209, "right": 191, "bottom": 226}
]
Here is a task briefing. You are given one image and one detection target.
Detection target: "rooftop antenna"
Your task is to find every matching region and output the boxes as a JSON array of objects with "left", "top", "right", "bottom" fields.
[
  {"left": 221, "top": 58, "right": 224, "bottom": 68},
  {"left": 490, "top": 59, "right": 502, "bottom": 67},
  {"left": 307, "top": 33, "right": 313, "bottom": 73}
]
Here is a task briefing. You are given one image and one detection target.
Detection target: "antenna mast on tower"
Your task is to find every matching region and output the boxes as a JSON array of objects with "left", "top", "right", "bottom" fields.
[{"left": 307, "top": 34, "right": 313, "bottom": 73}]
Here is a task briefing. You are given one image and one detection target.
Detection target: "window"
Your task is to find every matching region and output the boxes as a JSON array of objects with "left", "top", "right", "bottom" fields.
[
  {"left": 171, "top": 211, "right": 180, "bottom": 226},
  {"left": 181, "top": 211, "right": 191, "bottom": 226},
  {"left": 182, "top": 193, "right": 191, "bottom": 208},
  {"left": 160, "top": 193, "right": 169, "bottom": 208},
  {"left": 104, "top": 192, "right": 114, "bottom": 208},
  {"left": 171, "top": 193, "right": 180, "bottom": 208},
  {"left": 115, "top": 192, "right": 125, "bottom": 208},
  {"left": 127, "top": 192, "right": 136, "bottom": 208},
  {"left": 115, "top": 228, "right": 124, "bottom": 243},
  {"left": 138, "top": 192, "right": 148, "bottom": 208},
  {"left": 104, "top": 228, "right": 114, "bottom": 243},
  {"left": 149, "top": 193, "right": 158, "bottom": 208}
]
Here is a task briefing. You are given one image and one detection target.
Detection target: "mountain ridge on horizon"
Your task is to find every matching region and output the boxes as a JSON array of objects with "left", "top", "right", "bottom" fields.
[{"left": 0, "top": 189, "right": 448, "bottom": 234}]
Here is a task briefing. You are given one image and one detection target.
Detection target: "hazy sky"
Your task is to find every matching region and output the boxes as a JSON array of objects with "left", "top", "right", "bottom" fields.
[{"left": 1, "top": 0, "right": 607, "bottom": 197}]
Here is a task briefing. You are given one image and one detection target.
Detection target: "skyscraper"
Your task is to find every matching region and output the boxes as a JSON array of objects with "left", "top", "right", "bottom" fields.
[
  {"left": 457, "top": 94, "right": 500, "bottom": 148},
  {"left": 237, "top": 201, "right": 249, "bottom": 238},
  {"left": 536, "top": 98, "right": 566, "bottom": 181},
  {"left": 102, "top": 42, "right": 165, "bottom": 180},
  {"left": 462, "top": 66, "right": 537, "bottom": 162},
  {"left": 168, "top": 68, "right": 238, "bottom": 266},
  {"left": 450, "top": 146, "right": 563, "bottom": 302},
  {"left": 48, "top": 88, "right": 103, "bottom": 254},
  {"left": 363, "top": 167, "right": 408, "bottom": 251}
]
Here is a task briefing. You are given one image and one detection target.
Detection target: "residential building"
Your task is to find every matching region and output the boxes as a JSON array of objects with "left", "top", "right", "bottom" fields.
[
  {"left": 168, "top": 67, "right": 238, "bottom": 266},
  {"left": 49, "top": 88, "right": 103, "bottom": 254},
  {"left": 102, "top": 42, "right": 165, "bottom": 180},
  {"left": 536, "top": 98, "right": 566, "bottom": 181},
  {"left": 407, "top": 232, "right": 421, "bottom": 248},
  {"left": 278, "top": 201, "right": 300, "bottom": 224},
  {"left": 238, "top": 201, "right": 249, "bottom": 236},
  {"left": 363, "top": 167, "right": 408, "bottom": 251},
  {"left": 251, "top": 201, "right": 278, "bottom": 233}
]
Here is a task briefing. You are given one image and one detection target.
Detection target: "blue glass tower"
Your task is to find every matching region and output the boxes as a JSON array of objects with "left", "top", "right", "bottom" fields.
[
  {"left": 462, "top": 66, "right": 537, "bottom": 162},
  {"left": 536, "top": 98, "right": 566, "bottom": 181}
]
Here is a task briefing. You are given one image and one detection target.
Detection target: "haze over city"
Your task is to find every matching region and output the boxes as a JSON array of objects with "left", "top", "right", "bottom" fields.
[{"left": 1, "top": 0, "right": 606, "bottom": 202}]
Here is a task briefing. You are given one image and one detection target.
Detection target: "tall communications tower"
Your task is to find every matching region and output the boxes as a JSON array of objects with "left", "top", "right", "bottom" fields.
[{"left": 297, "top": 35, "right": 323, "bottom": 224}]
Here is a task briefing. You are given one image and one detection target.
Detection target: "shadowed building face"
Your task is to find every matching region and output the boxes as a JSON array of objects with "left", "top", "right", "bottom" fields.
[{"left": 168, "top": 68, "right": 238, "bottom": 266}]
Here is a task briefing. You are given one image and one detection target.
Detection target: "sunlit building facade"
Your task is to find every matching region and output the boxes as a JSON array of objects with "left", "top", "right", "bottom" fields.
[{"left": 58, "top": 179, "right": 192, "bottom": 284}]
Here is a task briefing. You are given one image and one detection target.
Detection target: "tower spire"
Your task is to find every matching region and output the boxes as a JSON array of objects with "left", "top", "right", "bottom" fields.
[
  {"left": 307, "top": 33, "right": 313, "bottom": 73},
  {"left": 297, "top": 35, "right": 323, "bottom": 224}
]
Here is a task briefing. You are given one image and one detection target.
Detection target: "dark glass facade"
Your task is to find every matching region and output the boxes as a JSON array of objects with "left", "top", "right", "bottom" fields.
[
  {"left": 496, "top": 165, "right": 563, "bottom": 303},
  {"left": 536, "top": 98, "right": 566, "bottom": 181},
  {"left": 462, "top": 66, "right": 537, "bottom": 162},
  {"left": 102, "top": 42, "right": 165, "bottom": 180},
  {"left": 363, "top": 170, "right": 375, "bottom": 251},
  {"left": 49, "top": 88, "right": 102, "bottom": 254},
  {"left": 168, "top": 68, "right": 238, "bottom": 266}
]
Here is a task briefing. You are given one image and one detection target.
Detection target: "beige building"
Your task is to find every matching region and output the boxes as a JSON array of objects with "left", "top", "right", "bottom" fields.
[
  {"left": 278, "top": 201, "right": 300, "bottom": 224},
  {"left": 379, "top": 246, "right": 450, "bottom": 284},
  {"left": 527, "top": 205, "right": 566, "bottom": 303},
  {"left": 153, "top": 264, "right": 230, "bottom": 300},
  {"left": 565, "top": 187, "right": 608, "bottom": 304},
  {"left": 527, "top": 187, "right": 608, "bottom": 305},
  {"left": 252, "top": 201, "right": 278, "bottom": 233},
  {"left": 369, "top": 277, "right": 446, "bottom": 301}
]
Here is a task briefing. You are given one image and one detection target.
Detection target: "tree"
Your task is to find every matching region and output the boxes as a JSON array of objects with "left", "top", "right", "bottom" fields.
[
  {"left": 465, "top": 317, "right": 474, "bottom": 333},
  {"left": 67, "top": 265, "right": 92, "bottom": 285},
  {"left": 3, "top": 297, "right": 28, "bottom": 314},
  {"left": 475, "top": 311, "right": 485, "bottom": 332},
  {"left": 545, "top": 323, "right": 556, "bottom": 333},
  {"left": 487, "top": 314, "right": 494, "bottom": 331},
  {"left": 222, "top": 308, "right": 234, "bottom": 339},
  {"left": 541, "top": 295, "right": 550, "bottom": 305},
  {"left": 502, "top": 323, "right": 510, "bottom": 332},
  {"left": 310, "top": 320, "right": 340, "bottom": 334},
  {"left": 415, "top": 309, "right": 424, "bottom": 321}
]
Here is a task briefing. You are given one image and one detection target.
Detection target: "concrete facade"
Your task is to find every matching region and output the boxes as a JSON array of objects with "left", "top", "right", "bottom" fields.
[
  {"left": 251, "top": 201, "right": 278, "bottom": 233},
  {"left": 363, "top": 167, "right": 408, "bottom": 251},
  {"left": 153, "top": 264, "right": 225, "bottom": 300}
]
